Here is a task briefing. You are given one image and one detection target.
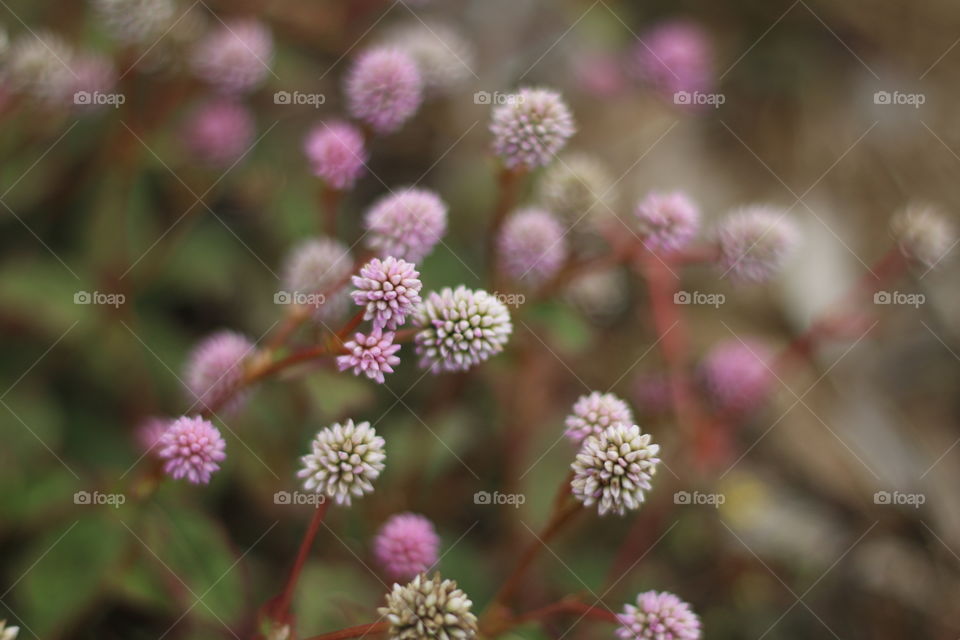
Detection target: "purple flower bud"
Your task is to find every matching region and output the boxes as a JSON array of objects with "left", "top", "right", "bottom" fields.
[
  {"left": 303, "top": 120, "right": 367, "bottom": 190},
  {"left": 345, "top": 47, "right": 423, "bottom": 134},
  {"left": 616, "top": 590, "right": 701, "bottom": 640},
  {"left": 337, "top": 327, "right": 402, "bottom": 384},
  {"left": 191, "top": 19, "right": 272, "bottom": 95},
  {"left": 490, "top": 87, "right": 575, "bottom": 170},
  {"left": 634, "top": 191, "right": 700, "bottom": 253},
  {"left": 700, "top": 338, "right": 775, "bottom": 412},
  {"left": 184, "top": 330, "right": 255, "bottom": 414},
  {"left": 630, "top": 20, "right": 714, "bottom": 99},
  {"left": 716, "top": 205, "right": 799, "bottom": 283},
  {"left": 497, "top": 207, "right": 568, "bottom": 287},
  {"left": 373, "top": 513, "right": 440, "bottom": 580},
  {"left": 351, "top": 256, "right": 423, "bottom": 330},
  {"left": 364, "top": 188, "right": 448, "bottom": 263},
  {"left": 158, "top": 415, "right": 227, "bottom": 484},
  {"left": 181, "top": 99, "right": 255, "bottom": 167}
]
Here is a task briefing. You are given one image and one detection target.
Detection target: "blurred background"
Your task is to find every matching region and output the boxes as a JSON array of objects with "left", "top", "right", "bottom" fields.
[{"left": 1, "top": 0, "right": 959, "bottom": 638}]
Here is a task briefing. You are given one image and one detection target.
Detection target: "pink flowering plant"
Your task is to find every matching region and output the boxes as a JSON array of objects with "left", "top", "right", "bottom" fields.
[{"left": 1, "top": 3, "right": 957, "bottom": 640}]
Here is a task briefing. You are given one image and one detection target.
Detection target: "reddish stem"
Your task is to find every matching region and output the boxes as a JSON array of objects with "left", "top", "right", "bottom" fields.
[
  {"left": 489, "top": 475, "right": 579, "bottom": 611},
  {"left": 336, "top": 309, "right": 367, "bottom": 342},
  {"left": 637, "top": 250, "right": 713, "bottom": 466},
  {"left": 303, "top": 621, "right": 389, "bottom": 640},
  {"left": 273, "top": 502, "right": 330, "bottom": 621},
  {"left": 774, "top": 248, "right": 907, "bottom": 372},
  {"left": 514, "top": 598, "right": 620, "bottom": 625},
  {"left": 487, "top": 166, "right": 524, "bottom": 276}
]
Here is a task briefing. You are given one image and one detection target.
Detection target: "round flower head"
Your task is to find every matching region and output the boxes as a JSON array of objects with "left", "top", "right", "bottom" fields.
[
  {"left": 413, "top": 286, "right": 513, "bottom": 373},
  {"left": 191, "top": 18, "right": 272, "bottom": 95},
  {"left": 490, "top": 87, "right": 575, "bottom": 170},
  {"left": 565, "top": 269, "right": 629, "bottom": 323},
  {"left": 700, "top": 339, "right": 774, "bottom": 412},
  {"left": 891, "top": 204, "right": 954, "bottom": 269},
  {"left": 536, "top": 153, "right": 617, "bottom": 229},
  {"left": 351, "top": 256, "right": 423, "bottom": 330},
  {"left": 158, "top": 415, "right": 227, "bottom": 484},
  {"left": 631, "top": 20, "right": 714, "bottom": 98},
  {"left": 303, "top": 120, "right": 367, "bottom": 190},
  {"left": 717, "top": 206, "right": 799, "bottom": 283},
  {"left": 135, "top": 415, "right": 172, "bottom": 454},
  {"left": 378, "top": 573, "right": 477, "bottom": 640},
  {"left": 0, "top": 619, "right": 20, "bottom": 640},
  {"left": 497, "top": 207, "right": 568, "bottom": 287},
  {"left": 564, "top": 391, "right": 634, "bottom": 444},
  {"left": 634, "top": 191, "right": 700, "bottom": 253},
  {"left": 181, "top": 99, "right": 255, "bottom": 167},
  {"left": 374, "top": 513, "right": 440, "bottom": 581},
  {"left": 298, "top": 419, "right": 386, "bottom": 506},
  {"left": 185, "top": 330, "right": 254, "bottom": 414},
  {"left": 4, "top": 32, "right": 75, "bottom": 105},
  {"left": 617, "top": 590, "right": 701, "bottom": 640},
  {"left": 93, "top": 0, "right": 177, "bottom": 45},
  {"left": 379, "top": 21, "right": 475, "bottom": 91},
  {"left": 345, "top": 46, "right": 423, "bottom": 134},
  {"left": 364, "top": 188, "right": 448, "bottom": 263},
  {"left": 281, "top": 237, "right": 353, "bottom": 323},
  {"left": 134, "top": 5, "right": 208, "bottom": 73},
  {"left": 571, "top": 423, "right": 660, "bottom": 517},
  {"left": 337, "top": 327, "right": 402, "bottom": 384}
]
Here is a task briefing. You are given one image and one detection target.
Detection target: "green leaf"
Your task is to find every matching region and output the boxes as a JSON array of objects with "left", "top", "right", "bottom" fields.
[
  {"left": 14, "top": 515, "right": 128, "bottom": 636},
  {"left": 139, "top": 502, "right": 246, "bottom": 627}
]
